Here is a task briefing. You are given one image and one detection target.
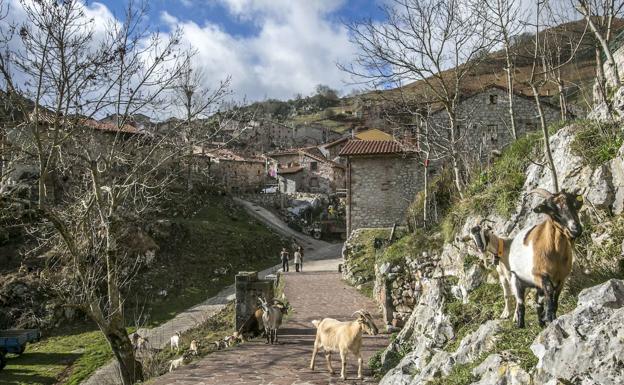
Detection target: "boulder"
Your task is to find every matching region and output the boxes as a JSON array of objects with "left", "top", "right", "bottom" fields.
[
  {"left": 531, "top": 279, "right": 624, "bottom": 385},
  {"left": 470, "top": 353, "right": 532, "bottom": 385}
]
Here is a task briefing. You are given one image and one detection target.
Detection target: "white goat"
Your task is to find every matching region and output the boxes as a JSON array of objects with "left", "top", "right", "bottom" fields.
[
  {"left": 508, "top": 189, "right": 583, "bottom": 328},
  {"left": 131, "top": 333, "right": 150, "bottom": 351},
  {"left": 258, "top": 297, "right": 288, "bottom": 344},
  {"left": 168, "top": 352, "right": 191, "bottom": 372},
  {"left": 170, "top": 332, "right": 180, "bottom": 352},
  {"left": 189, "top": 339, "right": 198, "bottom": 355},
  {"left": 310, "top": 310, "right": 379, "bottom": 380}
]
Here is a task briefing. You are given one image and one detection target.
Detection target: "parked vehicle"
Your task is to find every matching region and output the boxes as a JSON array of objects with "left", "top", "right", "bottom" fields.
[{"left": 0, "top": 329, "right": 41, "bottom": 370}]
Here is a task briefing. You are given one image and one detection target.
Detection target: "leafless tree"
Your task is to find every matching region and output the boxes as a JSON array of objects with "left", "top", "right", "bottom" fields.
[
  {"left": 480, "top": 0, "right": 527, "bottom": 140},
  {"left": 342, "top": 0, "right": 493, "bottom": 198},
  {"left": 574, "top": 0, "right": 624, "bottom": 100},
  {"left": 173, "top": 52, "right": 231, "bottom": 191},
  {"left": 0, "top": 1, "right": 218, "bottom": 384}
]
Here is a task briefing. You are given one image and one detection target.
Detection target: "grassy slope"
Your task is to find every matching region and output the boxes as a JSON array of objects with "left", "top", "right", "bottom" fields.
[{"left": 1, "top": 196, "right": 285, "bottom": 385}]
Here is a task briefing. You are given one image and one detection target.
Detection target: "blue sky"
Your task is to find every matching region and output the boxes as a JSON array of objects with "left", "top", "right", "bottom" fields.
[{"left": 90, "top": 0, "right": 386, "bottom": 101}]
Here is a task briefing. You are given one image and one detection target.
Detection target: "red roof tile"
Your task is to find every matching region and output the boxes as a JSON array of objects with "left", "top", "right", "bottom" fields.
[{"left": 339, "top": 140, "right": 408, "bottom": 156}]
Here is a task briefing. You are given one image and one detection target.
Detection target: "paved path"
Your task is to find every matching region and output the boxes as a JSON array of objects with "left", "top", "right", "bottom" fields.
[
  {"left": 150, "top": 260, "right": 387, "bottom": 385},
  {"left": 82, "top": 199, "right": 341, "bottom": 385}
]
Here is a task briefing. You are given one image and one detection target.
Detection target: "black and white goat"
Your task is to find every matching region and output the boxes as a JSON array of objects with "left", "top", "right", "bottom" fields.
[
  {"left": 258, "top": 297, "right": 288, "bottom": 344},
  {"left": 507, "top": 188, "right": 583, "bottom": 328}
]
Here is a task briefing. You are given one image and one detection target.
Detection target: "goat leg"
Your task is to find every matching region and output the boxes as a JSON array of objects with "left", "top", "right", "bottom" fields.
[
  {"left": 310, "top": 343, "right": 318, "bottom": 370},
  {"left": 511, "top": 274, "right": 526, "bottom": 328},
  {"left": 340, "top": 350, "right": 347, "bottom": 380},
  {"left": 357, "top": 353, "right": 363, "bottom": 379},
  {"left": 542, "top": 275, "right": 556, "bottom": 323},
  {"left": 536, "top": 289, "right": 546, "bottom": 327},
  {"left": 325, "top": 351, "right": 335, "bottom": 375}
]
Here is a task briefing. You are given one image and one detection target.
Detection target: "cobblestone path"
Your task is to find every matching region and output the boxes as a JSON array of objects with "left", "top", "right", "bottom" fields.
[{"left": 150, "top": 266, "right": 388, "bottom": 385}]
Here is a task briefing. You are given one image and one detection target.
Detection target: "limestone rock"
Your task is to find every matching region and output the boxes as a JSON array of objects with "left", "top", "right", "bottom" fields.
[
  {"left": 587, "top": 164, "right": 615, "bottom": 210},
  {"left": 470, "top": 353, "right": 531, "bottom": 385},
  {"left": 531, "top": 279, "right": 624, "bottom": 385}
]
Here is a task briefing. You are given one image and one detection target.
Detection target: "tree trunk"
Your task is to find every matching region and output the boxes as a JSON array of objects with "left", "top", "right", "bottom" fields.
[
  {"left": 504, "top": 46, "right": 518, "bottom": 140},
  {"left": 104, "top": 324, "right": 143, "bottom": 385},
  {"left": 584, "top": 12, "right": 621, "bottom": 87},
  {"left": 422, "top": 160, "right": 429, "bottom": 227},
  {"left": 557, "top": 79, "right": 567, "bottom": 121},
  {"left": 447, "top": 111, "right": 464, "bottom": 198},
  {"left": 531, "top": 84, "right": 559, "bottom": 192}
]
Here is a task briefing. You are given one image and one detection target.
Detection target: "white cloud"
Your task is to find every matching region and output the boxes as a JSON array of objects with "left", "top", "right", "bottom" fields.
[{"left": 162, "top": 0, "right": 356, "bottom": 101}]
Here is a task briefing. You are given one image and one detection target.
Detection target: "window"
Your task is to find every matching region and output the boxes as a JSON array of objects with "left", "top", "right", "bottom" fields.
[
  {"left": 489, "top": 94, "right": 498, "bottom": 104},
  {"left": 310, "top": 161, "right": 318, "bottom": 171},
  {"left": 487, "top": 124, "right": 498, "bottom": 142}
]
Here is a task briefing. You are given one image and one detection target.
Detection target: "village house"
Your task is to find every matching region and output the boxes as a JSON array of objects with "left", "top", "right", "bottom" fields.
[
  {"left": 340, "top": 140, "right": 421, "bottom": 234},
  {"left": 319, "top": 128, "right": 394, "bottom": 162},
  {"left": 423, "top": 85, "right": 564, "bottom": 160},
  {"left": 267, "top": 147, "right": 345, "bottom": 194},
  {"left": 196, "top": 148, "right": 267, "bottom": 193}
]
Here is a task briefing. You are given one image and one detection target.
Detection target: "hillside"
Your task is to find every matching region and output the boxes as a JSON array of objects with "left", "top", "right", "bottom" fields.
[
  {"left": 343, "top": 114, "right": 624, "bottom": 384},
  {"left": 0, "top": 194, "right": 287, "bottom": 385}
]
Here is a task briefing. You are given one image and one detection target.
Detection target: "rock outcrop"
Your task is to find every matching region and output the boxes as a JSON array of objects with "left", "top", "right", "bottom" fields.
[{"left": 531, "top": 279, "right": 624, "bottom": 385}]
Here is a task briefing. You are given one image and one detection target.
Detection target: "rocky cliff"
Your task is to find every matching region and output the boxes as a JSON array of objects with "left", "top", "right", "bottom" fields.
[{"left": 347, "top": 121, "right": 624, "bottom": 384}]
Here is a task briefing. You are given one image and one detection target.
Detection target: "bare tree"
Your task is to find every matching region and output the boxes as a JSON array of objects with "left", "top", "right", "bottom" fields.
[
  {"left": 481, "top": 0, "right": 527, "bottom": 140},
  {"left": 0, "top": 1, "right": 209, "bottom": 384},
  {"left": 342, "top": 0, "right": 493, "bottom": 198},
  {"left": 575, "top": 0, "right": 624, "bottom": 100},
  {"left": 173, "top": 52, "right": 231, "bottom": 191}
]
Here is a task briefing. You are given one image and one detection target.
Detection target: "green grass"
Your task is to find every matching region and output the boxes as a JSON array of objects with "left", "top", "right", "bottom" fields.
[
  {"left": 441, "top": 130, "right": 543, "bottom": 241},
  {"left": 570, "top": 120, "right": 624, "bottom": 168},
  {"left": 344, "top": 229, "right": 392, "bottom": 284},
  {"left": 1, "top": 324, "right": 116, "bottom": 385},
  {"left": 2, "top": 196, "right": 286, "bottom": 385}
]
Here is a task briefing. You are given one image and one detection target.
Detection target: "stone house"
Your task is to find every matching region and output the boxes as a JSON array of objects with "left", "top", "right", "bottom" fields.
[
  {"left": 268, "top": 147, "right": 346, "bottom": 194},
  {"left": 196, "top": 148, "right": 267, "bottom": 193},
  {"left": 423, "top": 85, "right": 563, "bottom": 160},
  {"left": 340, "top": 140, "right": 422, "bottom": 234}
]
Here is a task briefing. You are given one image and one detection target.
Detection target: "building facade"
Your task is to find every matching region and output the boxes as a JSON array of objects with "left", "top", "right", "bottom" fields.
[{"left": 340, "top": 140, "right": 422, "bottom": 234}]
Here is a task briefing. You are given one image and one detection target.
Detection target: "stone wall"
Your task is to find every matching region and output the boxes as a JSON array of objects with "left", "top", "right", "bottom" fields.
[
  {"left": 234, "top": 271, "right": 276, "bottom": 331},
  {"left": 429, "top": 87, "right": 562, "bottom": 161},
  {"left": 347, "top": 155, "right": 422, "bottom": 234},
  {"left": 207, "top": 160, "right": 266, "bottom": 193}
]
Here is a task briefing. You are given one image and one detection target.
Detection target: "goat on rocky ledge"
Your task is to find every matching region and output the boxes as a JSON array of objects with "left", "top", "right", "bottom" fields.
[{"left": 508, "top": 188, "right": 583, "bottom": 328}]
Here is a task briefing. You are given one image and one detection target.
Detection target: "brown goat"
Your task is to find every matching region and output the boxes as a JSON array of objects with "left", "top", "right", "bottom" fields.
[{"left": 508, "top": 189, "right": 583, "bottom": 328}]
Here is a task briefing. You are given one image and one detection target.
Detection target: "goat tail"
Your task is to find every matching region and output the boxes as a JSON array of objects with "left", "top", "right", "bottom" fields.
[{"left": 311, "top": 320, "right": 320, "bottom": 328}]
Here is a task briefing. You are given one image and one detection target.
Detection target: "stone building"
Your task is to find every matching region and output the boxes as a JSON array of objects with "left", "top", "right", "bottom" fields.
[
  {"left": 268, "top": 147, "right": 346, "bottom": 194},
  {"left": 340, "top": 140, "right": 421, "bottom": 234},
  {"left": 197, "top": 148, "right": 267, "bottom": 193},
  {"left": 425, "top": 85, "right": 563, "bottom": 160}
]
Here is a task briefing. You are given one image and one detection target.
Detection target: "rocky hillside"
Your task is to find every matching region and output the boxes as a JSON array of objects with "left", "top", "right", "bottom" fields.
[{"left": 343, "top": 118, "right": 624, "bottom": 384}]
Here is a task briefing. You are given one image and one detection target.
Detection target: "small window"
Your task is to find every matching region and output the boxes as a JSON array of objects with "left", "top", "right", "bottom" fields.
[
  {"left": 488, "top": 124, "right": 498, "bottom": 141},
  {"left": 310, "top": 161, "right": 318, "bottom": 171},
  {"left": 489, "top": 94, "right": 498, "bottom": 104}
]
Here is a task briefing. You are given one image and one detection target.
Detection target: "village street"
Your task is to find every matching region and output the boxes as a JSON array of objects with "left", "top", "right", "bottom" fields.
[
  {"left": 150, "top": 261, "right": 388, "bottom": 385},
  {"left": 81, "top": 200, "right": 359, "bottom": 385}
]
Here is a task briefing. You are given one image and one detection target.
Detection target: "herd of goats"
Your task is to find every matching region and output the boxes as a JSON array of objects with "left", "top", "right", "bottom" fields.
[{"left": 129, "top": 188, "right": 584, "bottom": 380}]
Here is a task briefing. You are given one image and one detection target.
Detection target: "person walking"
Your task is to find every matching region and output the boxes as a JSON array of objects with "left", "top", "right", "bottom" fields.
[
  {"left": 297, "top": 246, "right": 304, "bottom": 272},
  {"left": 293, "top": 248, "right": 302, "bottom": 272},
  {"left": 280, "top": 248, "right": 290, "bottom": 272}
]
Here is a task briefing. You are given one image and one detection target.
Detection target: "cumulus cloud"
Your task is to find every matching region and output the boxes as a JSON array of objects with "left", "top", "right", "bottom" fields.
[{"left": 162, "top": 0, "right": 357, "bottom": 101}]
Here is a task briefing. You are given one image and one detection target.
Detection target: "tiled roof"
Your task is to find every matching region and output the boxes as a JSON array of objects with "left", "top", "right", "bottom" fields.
[
  {"left": 354, "top": 128, "right": 394, "bottom": 141},
  {"left": 339, "top": 140, "right": 406, "bottom": 156},
  {"left": 321, "top": 136, "right": 349, "bottom": 149},
  {"left": 197, "top": 147, "right": 265, "bottom": 163},
  {"left": 278, "top": 166, "right": 304, "bottom": 174}
]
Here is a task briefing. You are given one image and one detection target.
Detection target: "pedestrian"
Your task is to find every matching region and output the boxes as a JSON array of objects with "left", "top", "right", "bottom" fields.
[
  {"left": 294, "top": 248, "right": 302, "bottom": 272},
  {"left": 298, "top": 246, "right": 304, "bottom": 271},
  {"left": 280, "top": 247, "right": 290, "bottom": 272}
]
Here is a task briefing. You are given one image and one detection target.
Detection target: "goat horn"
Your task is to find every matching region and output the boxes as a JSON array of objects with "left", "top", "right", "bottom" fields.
[{"left": 528, "top": 188, "right": 554, "bottom": 198}]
